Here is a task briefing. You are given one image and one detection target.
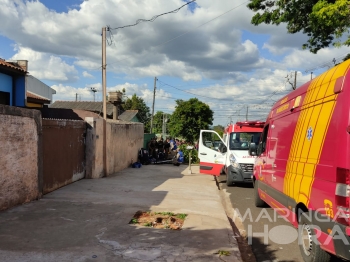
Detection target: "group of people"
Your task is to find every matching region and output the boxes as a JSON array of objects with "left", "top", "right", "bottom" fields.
[{"left": 147, "top": 137, "right": 184, "bottom": 164}]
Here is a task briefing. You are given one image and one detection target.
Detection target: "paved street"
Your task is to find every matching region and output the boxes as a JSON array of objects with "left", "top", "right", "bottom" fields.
[
  {"left": 0, "top": 165, "right": 241, "bottom": 262},
  {"left": 218, "top": 176, "right": 346, "bottom": 262}
]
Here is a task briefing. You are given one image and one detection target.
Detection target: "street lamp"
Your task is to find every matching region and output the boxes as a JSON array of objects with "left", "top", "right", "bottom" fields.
[{"left": 90, "top": 87, "right": 97, "bottom": 102}]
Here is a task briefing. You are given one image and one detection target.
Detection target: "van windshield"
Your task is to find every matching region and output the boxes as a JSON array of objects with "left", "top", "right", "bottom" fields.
[{"left": 229, "top": 132, "right": 261, "bottom": 150}]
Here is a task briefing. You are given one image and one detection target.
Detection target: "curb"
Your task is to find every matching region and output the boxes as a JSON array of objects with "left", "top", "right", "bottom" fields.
[{"left": 215, "top": 176, "right": 257, "bottom": 262}]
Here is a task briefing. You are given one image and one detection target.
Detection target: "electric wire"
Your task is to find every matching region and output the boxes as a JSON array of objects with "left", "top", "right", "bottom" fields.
[{"left": 109, "top": 1, "right": 196, "bottom": 31}]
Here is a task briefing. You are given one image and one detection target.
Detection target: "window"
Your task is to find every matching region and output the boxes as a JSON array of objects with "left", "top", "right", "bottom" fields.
[
  {"left": 259, "top": 125, "right": 269, "bottom": 154},
  {"left": 229, "top": 132, "right": 262, "bottom": 150},
  {"left": 0, "top": 91, "right": 10, "bottom": 105}
]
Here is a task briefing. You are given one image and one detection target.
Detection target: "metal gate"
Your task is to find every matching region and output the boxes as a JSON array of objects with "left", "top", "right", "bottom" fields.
[{"left": 42, "top": 119, "right": 86, "bottom": 194}]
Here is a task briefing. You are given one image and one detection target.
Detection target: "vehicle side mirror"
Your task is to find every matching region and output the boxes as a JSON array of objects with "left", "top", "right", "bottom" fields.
[
  {"left": 221, "top": 146, "right": 227, "bottom": 153},
  {"left": 248, "top": 143, "right": 257, "bottom": 156}
]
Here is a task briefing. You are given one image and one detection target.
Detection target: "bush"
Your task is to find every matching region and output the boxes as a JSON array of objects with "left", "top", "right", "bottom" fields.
[{"left": 179, "top": 144, "right": 199, "bottom": 164}]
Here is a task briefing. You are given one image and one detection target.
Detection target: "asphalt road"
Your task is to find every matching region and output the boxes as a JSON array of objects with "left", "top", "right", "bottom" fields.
[{"left": 218, "top": 176, "right": 345, "bottom": 262}]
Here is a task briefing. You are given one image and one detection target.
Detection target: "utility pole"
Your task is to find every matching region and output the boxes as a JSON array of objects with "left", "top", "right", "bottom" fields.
[
  {"left": 150, "top": 77, "right": 157, "bottom": 134},
  {"left": 102, "top": 27, "right": 107, "bottom": 120},
  {"left": 246, "top": 106, "right": 248, "bottom": 121},
  {"left": 311, "top": 72, "right": 313, "bottom": 80},
  {"left": 293, "top": 71, "right": 297, "bottom": 90},
  {"left": 162, "top": 113, "right": 167, "bottom": 139},
  {"left": 101, "top": 26, "right": 107, "bottom": 177},
  {"left": 76, "top": 93, "right": 78, "bottom": 102}
]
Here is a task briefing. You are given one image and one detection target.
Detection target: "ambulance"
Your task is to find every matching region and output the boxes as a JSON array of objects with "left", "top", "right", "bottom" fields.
[
  {"left": 198, "top": 121, "right": 264, "bottom": 185},
  {"left": 250, "top": 59, "right": 350, "bottom": 261}
]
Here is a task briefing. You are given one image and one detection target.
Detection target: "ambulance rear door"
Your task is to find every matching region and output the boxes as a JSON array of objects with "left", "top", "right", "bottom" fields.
[{"left": 198, "top": 130, "right": 227, "bottom": 176}]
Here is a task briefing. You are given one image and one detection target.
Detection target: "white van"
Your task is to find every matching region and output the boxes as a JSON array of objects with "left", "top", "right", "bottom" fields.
[{"left": 198, "top": 121, "right": 264, "bottom": 185}]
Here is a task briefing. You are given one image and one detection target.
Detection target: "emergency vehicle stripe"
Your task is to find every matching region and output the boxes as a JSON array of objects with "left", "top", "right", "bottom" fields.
[{"left": 283, "top": 60, "right": 350, "bottom": 205}]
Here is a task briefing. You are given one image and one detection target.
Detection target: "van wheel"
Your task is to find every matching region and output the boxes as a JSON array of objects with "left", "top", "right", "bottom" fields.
[
  {"left": 226, "top": 173, "right": 233, "bottom": 186},
  {"left": 254, "top": 180, "right": 266, "bottom": 207},
  {"left": 298, "top": 212, "right": 331, "bottom": 262}
]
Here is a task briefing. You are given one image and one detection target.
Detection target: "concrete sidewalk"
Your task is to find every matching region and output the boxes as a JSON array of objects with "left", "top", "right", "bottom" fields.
[{"left": 0, "top": 164, "right": 242, "bottom": 262}]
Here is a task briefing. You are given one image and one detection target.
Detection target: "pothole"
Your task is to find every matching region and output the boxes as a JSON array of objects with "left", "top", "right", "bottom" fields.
[{"left": 129, "top": 211, "right": 187, "bottom": 230}]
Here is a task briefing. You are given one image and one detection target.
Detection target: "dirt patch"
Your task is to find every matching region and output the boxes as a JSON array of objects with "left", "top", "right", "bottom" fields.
[{"left": 129, "top": 211, "right": 187, "bottom": 230}]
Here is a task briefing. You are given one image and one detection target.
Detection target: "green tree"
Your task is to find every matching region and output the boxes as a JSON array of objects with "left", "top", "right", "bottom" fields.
[
  {"left": 247, "top": 0, "right": 350, "bottom": 53},
  {"left": 213, "top": 125, "right": 225, "bottom": 137},
  {"left": 168, "top": 98, "right": 213, "bottom": 143},
  {"left": 122, "top": 94, "right": 150, "bottom": 132},
  {"left": 152, "top": 111, "right": 170, "bottom": 134}
]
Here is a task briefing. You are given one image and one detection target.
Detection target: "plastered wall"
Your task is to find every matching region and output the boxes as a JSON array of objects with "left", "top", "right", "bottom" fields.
[
  {"left": 85, "top": 118, "right": 143, "bottom": 178},
  {"left": 0, "top": 105, "right": 42, "bottom": 210}
]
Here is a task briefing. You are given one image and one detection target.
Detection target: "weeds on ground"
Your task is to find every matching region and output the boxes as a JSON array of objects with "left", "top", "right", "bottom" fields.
[{"left": 176, "top": 213, "right": 187, "bottom": 220}]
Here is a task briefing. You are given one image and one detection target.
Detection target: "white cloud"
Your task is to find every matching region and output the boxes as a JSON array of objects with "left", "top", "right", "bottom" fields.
[
  {"left": 51, "top": 84, "right": 92, "bottom": 101},
  {"left": 82, "top": 71, "right": 94, "bottom": 78},
  {"left": 11, "top": 45, "right": 79, "bottom": 82},
  {"left": 0, "top": 0, "right": 276, "bottom": 81}
]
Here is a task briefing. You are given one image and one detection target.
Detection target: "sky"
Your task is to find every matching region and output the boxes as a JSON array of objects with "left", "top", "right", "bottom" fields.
[{"left": 1, "top": 0, "right": 349, "bottom": 126}]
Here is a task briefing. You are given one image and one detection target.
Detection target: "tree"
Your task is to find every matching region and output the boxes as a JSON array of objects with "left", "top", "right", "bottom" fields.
[
  {"left": 213, "top": 125, "right": 225, "bottom": 137},
  {"left": 122, "top": 94, "right": 150, "bottom": 132},
  {"left": 152, "top": 111, "right": 170, "bottom": 134},
  {"left": 247, "top": 0, "right": 350, "bottom": 53},
  {"left": 167, "top": 98, "right": 213, "bottom": 143}
]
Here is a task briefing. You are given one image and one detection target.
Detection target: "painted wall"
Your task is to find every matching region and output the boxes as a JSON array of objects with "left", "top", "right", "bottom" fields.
[
  {"left": 0, "top": 105, "right": 42, "bottom": 211},
  {"left": 0, "top": 73, "right": 12, "bottom": 105},
  {"left": 14, "top": 76, "right": 25, "bottom": 106},
  {"left": 85, "top": 118, "right": 144, "bottom": 178}
]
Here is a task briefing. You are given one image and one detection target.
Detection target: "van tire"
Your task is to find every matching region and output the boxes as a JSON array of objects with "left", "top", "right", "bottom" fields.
[
  {"left": 254, "top": 180, "right": 266, "bottom": 207},
  {"left": 226, "top": 173, "right": 233, "bottom": 186},
  {"left": 298, "top": 212, "right": 331, "bottom": 262}
]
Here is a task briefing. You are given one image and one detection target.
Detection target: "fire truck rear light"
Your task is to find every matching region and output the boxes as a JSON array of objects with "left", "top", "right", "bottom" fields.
[
  {"left": 336, "top": 168, "right": 350, "bottom": 184},
  {"left": 336, "top": 195, "right": 350, "bottom": 207},
  {"left": 336, "top": 184, "right": 350, "bottom": 197}
]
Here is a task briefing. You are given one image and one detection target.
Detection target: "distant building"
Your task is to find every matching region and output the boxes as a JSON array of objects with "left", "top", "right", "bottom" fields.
[
  {"left": 50, "top": 101, "right": 114, "bottom": 118},
  {"left": 0, "top": 59, "right": 27, "bottom": 106},
  {"left": 26, "top": 75, "right": 56, "bottom": 108},
  {"left": 50, "top": 101, "right": 139, "bottom": 122},
  {"left": 118, "top": 110, "right": 139, "bottom": 122},
  {"left": 0, "top": 59, "right": 55, "bottom": 107}
]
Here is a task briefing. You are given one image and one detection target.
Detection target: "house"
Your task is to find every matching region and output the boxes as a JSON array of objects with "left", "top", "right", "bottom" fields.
[
  {"left": 0, "top": 59, "right": 54, "bottom": 108},
  {"left": 118, "top": 110, "right": 139, "bottom": 122},
  {"left": 0, "top": 59, "right": 27, "bottom": 106},
  {"left": 26, "top": 75, "right": 56, "bottom": 108},
  {"left": 50, "top": 101, "right": 114, "bottom": 118},
  {"left": 50, "top": 101, "right": 139, "bottom": 121}
]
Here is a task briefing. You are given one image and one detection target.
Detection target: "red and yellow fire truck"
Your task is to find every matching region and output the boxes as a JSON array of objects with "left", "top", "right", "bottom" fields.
[{"left": 251, "top": 59, "right": 350, "bottom": 261}]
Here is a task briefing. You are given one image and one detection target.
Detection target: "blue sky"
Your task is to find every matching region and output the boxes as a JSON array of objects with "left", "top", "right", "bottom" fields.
[{"left": 1, "top": 0, "right": 349, "bottom": 125}]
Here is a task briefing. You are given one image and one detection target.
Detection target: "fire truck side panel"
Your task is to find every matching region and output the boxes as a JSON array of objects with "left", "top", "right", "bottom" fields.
[{"left": 254, "top": 59, "right": 350, "bottom": 260}]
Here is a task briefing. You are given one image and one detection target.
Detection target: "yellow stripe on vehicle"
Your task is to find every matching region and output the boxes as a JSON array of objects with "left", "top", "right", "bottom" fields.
[{"left": 283, "top": 60, "right": 350, "bottom": 206}]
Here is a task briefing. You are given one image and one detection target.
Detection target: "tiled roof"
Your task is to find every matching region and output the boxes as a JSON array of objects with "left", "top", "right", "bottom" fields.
[
  {"left": 119, "top": 110, "right": 139, "bottom": 121},
  {"left": 39, "top": 108, "right": 101, "bottom": 120},
  {"left": 0, "top": 59, "right": 26, "bottom": 73},
  {"left": 50, "top": 101, "right": 114, "bottom": 116},
  {"left": 27, "top": 91, "right": 50, "bottom": 103}
]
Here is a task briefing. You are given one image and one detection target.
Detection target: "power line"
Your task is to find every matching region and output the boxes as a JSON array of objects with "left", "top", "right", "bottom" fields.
[
  {"left": 98, "top": 1, "right": 249, "bottom": 70},
  {"left": 304, "top": 52, "right": 350, "bottom": 73},
  {"left": 158, "top": 79, "right": 234, "bottom": 101},
  {"left": 109, "top": 1, "right": 196, "bottom": 31},
  {"left": 152, "top": 1, "right": 249, "bottom": 48}
]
